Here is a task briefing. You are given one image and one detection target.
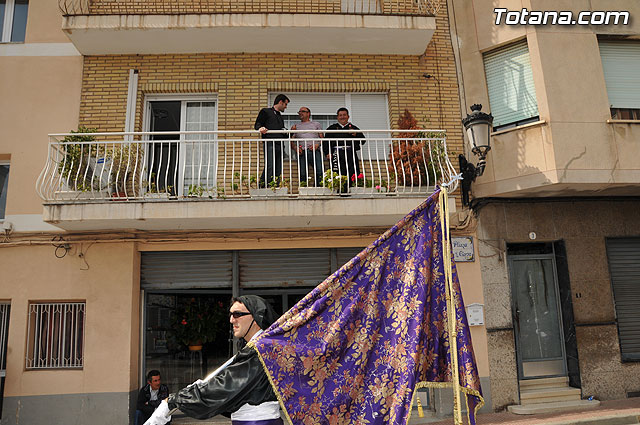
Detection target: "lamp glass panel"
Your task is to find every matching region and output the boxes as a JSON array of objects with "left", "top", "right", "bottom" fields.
[{"left": 471, "top": 122, "right": 490, "bottom": 149}]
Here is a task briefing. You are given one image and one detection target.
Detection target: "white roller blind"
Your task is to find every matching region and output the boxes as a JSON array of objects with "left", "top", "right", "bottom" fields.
[
  {"left": 484, "top": 39, "right": 539, "bottom": 128},
  {"left": 350, "top": 94, "right": 390, "bottom": 159},
  {"left": 599, "top": 41, "right": 640, "bottom": 110},
  {"left": 268, "top": 93, "right": 345, "bottom": 115}
]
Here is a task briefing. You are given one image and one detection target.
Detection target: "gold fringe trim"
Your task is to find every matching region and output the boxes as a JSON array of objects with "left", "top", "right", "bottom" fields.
[{"left": 407, "top": 381, "right": 485, "bottom": 425}]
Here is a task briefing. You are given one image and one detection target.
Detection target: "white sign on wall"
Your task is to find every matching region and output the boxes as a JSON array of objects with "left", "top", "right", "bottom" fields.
[
  {"left": 466, "top": 303, "right": 484, "bottom": 326},
  {"left": 452, "top": 236, "right": 474, "bottom": 262}
]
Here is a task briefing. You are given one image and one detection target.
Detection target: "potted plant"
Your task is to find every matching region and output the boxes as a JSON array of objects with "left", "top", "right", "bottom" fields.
[
  {"left": 56, "top": 126, "right": 110, "bottom": 200},
  {"left": 321, "top": 169, "right": 348, "bottom": 194},
  {"left": 187, "top": 184, "right": 215, "bottom": 198},
  {"left": 249, "top": 176, "right": 289, "bottom": 198},
  {"left": 298, "top": 176, "right": 331, "bottom": 196},
  {"left": 388, "top": 109, "right": 446, "bottom": 192},
  {"left": 170, "top": 298, "right": 227, "bottom": 351},
  {"left": 144, "top": 173, "right": 171, "bottom": 199},
  {"left": 349, "top": 173, "right": 369, "bottom": 196}
]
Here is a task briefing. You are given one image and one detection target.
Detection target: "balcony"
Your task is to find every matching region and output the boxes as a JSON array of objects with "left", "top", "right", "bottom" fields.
[
  {"left": 58, "top": 0, "right": 438, "bottom": 55},
  {"left": 37, "top": 129, "right": 456, "bottom": 231}
]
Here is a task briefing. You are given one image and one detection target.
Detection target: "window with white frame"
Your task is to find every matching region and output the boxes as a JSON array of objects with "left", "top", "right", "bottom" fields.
[
  {"left": 0, "top": 302, "right": 9, "bottom": 378},
  {"left": 483, "top": 39, "right": 540, "bottom": 130},
  {"left": 144, "top": 96, "right": 218, "bottom": 196},
  {"left": 0, "top": 162, "right": 8, "bottom": 220},
  {"left": 26, "top": 302, "right": 85, "bottom": 369},
  {"left": 267, "top": 92, "right": 390, "bottom": 159},
  {"left": 1, "top": 0, "right": 29, "bottom": 43},
  {"left": 599, "top": 41, "right": 640, "bottom": 120}
]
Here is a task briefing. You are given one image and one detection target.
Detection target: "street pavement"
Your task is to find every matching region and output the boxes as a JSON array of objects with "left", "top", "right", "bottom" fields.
[{"left": 171, "top": 398, "right": 640, "bottom": 425}]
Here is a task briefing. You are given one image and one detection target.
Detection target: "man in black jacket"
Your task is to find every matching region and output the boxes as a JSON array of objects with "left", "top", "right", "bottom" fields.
[
  {"left": 136, "top": 370, "right": 170, "bottom": 425},
  {"left": 254, "top": 94, "right": 289, "bottom": 187},
  {"left": 144, "top": 296, "right": 281, "bottom": 425},
  {"left": 323, "top": 107, "right": 365, "bottom": 188}
]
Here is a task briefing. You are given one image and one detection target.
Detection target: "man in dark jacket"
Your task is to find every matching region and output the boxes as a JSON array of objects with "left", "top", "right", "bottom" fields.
[
  {"left": 144, "top": 295, "right": 281, "bottom": 425},
  {"left": 255, "top": 94, "right": 289, "bottom": 187},
  {"left": 323, "top": 107, "right": 365, "bottom": 188},
  {"left": 136, "top": 370, "right": 170, "bottom": 425}
]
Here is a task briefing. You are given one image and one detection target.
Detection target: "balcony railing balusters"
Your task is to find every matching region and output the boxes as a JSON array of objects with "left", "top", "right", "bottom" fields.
[{"left": 37, "top": 130, "right": 454, "bottom": 202}]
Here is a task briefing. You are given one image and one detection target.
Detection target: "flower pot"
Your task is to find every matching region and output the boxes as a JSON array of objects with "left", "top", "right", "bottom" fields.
[
  {"left": 249, "top": 187, "right": 289, "bottom": 198},
  {"left": 55, "top": 190, "right": 109, "bottom": 200},
  {"left": 298, "top": 187, "right": 334, "bottom": 196},
  {"left": 188, "top": 344, "right": 203, "bottom": 351},
  {"left": 349, "top": 187, "right": 372, "bottom": 197},
  {"left": 111, "top": 191, "right": 128, "bottom": 200},
  {"left": 144, "top": 192, "right": 170, "bottom": 200}
]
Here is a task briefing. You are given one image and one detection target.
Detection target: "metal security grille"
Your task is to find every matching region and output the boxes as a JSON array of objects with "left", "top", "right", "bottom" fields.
[
  {"left": 0, "top": 303, "right": 9, "bottom": 374},
  {"left": 606, "top": 238, "right": 640, "bottom": 361},
  {"left": 26, "top": 302, "right": 85, "bottom": 369}
]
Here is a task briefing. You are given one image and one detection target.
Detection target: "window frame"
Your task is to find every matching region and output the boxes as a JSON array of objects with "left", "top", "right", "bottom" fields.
[
  {"left": 1, "top": 0, "right": 28, "bottom": 43},
  {"left": 25, "top": 301, "right": 86, "bottom": 370},
  {"left": 599, "top": 41, "right": 640, "bottom": 121},
  {"left": 268, "top": 92, "right": 391, "bottom": 159},
  {"left": 142, "top": 94, "right": 219, "bottom": 197},
  {"left": 483, "top": 39, "right": 540, "bottom": 131},
  {"left": 0, "top": 161, "right": 9, "bottom": 221}
]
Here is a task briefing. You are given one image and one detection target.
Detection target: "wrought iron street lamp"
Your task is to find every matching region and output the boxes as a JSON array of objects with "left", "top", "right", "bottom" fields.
[{"left": 459, "top": 104, "right": 493, "bottom": 206}]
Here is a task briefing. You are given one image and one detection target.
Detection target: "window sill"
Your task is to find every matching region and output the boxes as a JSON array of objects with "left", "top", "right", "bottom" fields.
[
  {"left": 607, "top": 119, "right": 640, "bottom": 124},
  {"left": 491, "top": 119, "right": 547, "bottom": 137}
]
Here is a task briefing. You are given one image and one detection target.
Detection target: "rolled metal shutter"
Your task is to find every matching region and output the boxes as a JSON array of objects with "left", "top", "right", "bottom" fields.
[
  {"left": 239, "top": 249, "right": 331, "bottom": 288},
  {"left": 141, "top": 251, "right": 233, "bottom": 289},
  {"left": 336, "top": 247, "right": 366, "bottom": 271},
  {"left": 606, "top": 238, "right": 640, "bottom": 361}
]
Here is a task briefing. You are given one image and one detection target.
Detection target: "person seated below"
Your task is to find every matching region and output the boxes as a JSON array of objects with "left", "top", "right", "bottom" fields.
[{"left": 136, "top": 370, "right": 170, "bottom": 425}]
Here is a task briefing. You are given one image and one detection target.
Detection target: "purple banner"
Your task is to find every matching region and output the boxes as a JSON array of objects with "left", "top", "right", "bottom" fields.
[{"left": 254, "top": 190, "right": 483, "bottom": 424}]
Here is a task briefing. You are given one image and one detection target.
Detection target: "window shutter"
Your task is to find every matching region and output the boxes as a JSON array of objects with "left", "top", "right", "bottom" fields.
[
  {"left": 239, "top": 249, "right": 331, "bottom": 288},
  {"left": 141, "top": 251, "right": 233, "bottom": 289},
  {"left": 483, "top": 39, "right": 539, "bottom": 128},
  {"left": 349, "top": 94, "right": 390, "bottom": 159},
  {"left": 268, "top": 93, "right": 345, "bottom": 115},
  {"left": 599, "top": 42, "right": 640, "bottom": 110},
  {"left": 606, "top": 238, "right": 640, "bottom": 361}
]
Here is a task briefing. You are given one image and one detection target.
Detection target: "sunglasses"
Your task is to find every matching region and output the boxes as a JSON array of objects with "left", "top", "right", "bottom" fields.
[
  {"left": 229, "top": 311, "right": 252, "bottom": 319},
  {"left": 298, "top": 110, "right": 310, "bottom": 113}
]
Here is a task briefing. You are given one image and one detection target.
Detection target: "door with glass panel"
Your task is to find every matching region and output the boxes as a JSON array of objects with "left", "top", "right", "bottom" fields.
[
  {"left": 146, "top": 98, "right": 217, "bottom": 196},
  {"left": 508, "top": 254, "right": 567, "bottom": 379}
]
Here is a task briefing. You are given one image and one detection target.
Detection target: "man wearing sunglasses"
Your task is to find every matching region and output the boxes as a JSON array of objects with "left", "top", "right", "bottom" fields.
[{"left": 145, "top": 295, "right": 281, "bottom": 425}]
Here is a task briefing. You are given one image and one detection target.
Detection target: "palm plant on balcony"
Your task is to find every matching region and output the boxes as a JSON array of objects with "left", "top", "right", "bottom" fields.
[
  {"left": 58, "top": 126, "right": 102, "bottom": 193},
  {"left": 388, "top": 109, "right": 447, "bottom": 190}
]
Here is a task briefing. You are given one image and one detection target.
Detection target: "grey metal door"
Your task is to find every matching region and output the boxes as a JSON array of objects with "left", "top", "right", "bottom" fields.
[{"left": 509, "top": 254, "right": 567, "bottom": 379}]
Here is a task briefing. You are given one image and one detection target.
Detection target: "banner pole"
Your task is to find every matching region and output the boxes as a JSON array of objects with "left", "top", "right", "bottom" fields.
[{"left": 439, "top": 187, "right": 463, "bottom": 425}]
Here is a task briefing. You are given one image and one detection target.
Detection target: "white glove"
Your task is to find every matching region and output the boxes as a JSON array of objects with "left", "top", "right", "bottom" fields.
[
  {"left": 143, "top": 400, "right": 171, "bottom": 425},
  {"left": 187, "top": 379, "right": 205, "bottom": 389}
]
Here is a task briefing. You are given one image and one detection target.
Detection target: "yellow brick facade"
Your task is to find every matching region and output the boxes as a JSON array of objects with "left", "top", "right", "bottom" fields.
[{"left": 78, "top": 13, "right": 462, "bottom": 156}]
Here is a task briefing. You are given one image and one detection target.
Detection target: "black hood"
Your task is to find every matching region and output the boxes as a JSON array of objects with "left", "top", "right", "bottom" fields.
[{"left": 234, "top": 295, "right": 278, "bottom": 331}]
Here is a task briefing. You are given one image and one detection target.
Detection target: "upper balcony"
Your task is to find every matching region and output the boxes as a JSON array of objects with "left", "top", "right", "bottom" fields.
[
  {"left": 36, "top": 129, "right": 457, "bottom": 231},
  {"left": 58, "top": 0, "right": 438, "bottom": 55}
]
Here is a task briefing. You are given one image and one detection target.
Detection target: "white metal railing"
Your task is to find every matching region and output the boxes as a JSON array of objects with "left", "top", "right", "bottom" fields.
[
  {"left": 37, "top": 130, "right": 457, "bottom": 202},
  {"left": 58, "top": 0, "right": 439, "bottom": 16},
  {"left": 26, "top": 302, "right": 85, "bottom": 369},
  {"left": 0, "top": 303, "right": 9, "bottom": 376}
]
